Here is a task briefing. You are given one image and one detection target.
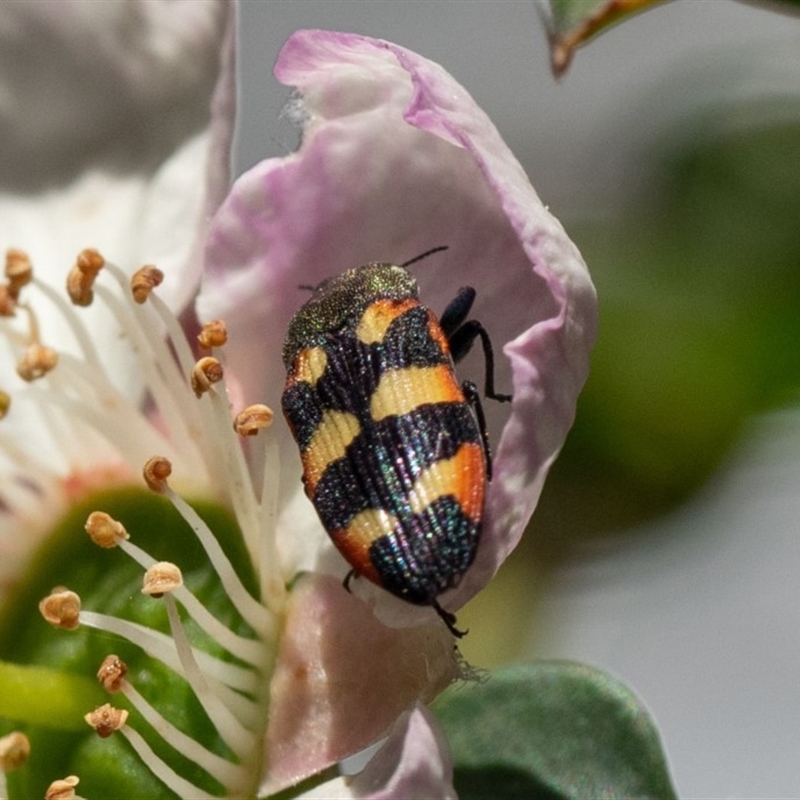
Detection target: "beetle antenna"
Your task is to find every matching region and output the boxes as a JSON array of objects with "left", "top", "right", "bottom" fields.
[{"left": 401, "top": 246, "right": 448, "bottom": 268}]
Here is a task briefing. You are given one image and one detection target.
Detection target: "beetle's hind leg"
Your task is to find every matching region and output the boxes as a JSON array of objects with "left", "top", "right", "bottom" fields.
[
  {"left": 432, "top": 599, "right": 467, "bottom": 638},
  {"left": 343, "top": 569, "right": 358, "bottom": 593}
]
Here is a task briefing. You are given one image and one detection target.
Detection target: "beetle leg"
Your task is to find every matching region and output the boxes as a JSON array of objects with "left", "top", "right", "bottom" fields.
[
  {"left": 343, "top": 569, "right": 358, "bottom": 593},
  {"left": 439, "top": 286, "right": 476, "bottom": 338},
  {"left": 432, "top": 599, "right": 467, "bottom": 638},
  {"left": 462, "top": 380, "right": 493, "bottom": 480},
  {"left": 448, "top": 319, "right": 512, "bottom": 403}
]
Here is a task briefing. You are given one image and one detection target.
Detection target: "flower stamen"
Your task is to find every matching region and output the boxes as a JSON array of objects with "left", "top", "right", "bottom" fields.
[
  {"left": 159, "top": 589, "right": 255, "bottom": 760},
  {"left": 197, "top": 319, "right": 228, "bottom": 350},
  {"left": 0, "top": 285, "right": 17, "bottom": 317},
  {"left": 66, "top": 248, "right": 105, "bottom": 307},
  {"left": 0, "top": 731, "right": 30, "bottom": 798},
  {"left": 142, "top": 456, "right": 272, "bottom": 636},
  {"left": 86, "top": 280, "right": 209, "bottom": 469},
  {"left": 96, "top": 656, "right": 249, "bottom": 790},
  {"left": 5, "top": 248, "right": 33, "bottom": 294},
  {"left": 84, "top": 510, "right": 129, "bottom": 548},
  {"left": 16, "top": 343, "right": 59, "bottom": 381},
  {"left": 0, "top": 731, "right": 29, "bottom": 772},
  {"left": 38, "top": 588, "right": 81, "bottom": 630},
  {"left": 96, "top": 654, "right": 127, "bottom": 692},
  {"left": 130, "top": 265, "right": 164, "bottom": 304},
  {"left": 74, "top": 257, "right": 280, "bottom": 602},
  {"left": 113, "top": 726, "right": 217, "bottom": 800},
  {"left": 44, "top": 775, "right": 82, "bottom": 800},
  {"left": 85, "top": 509, "right": 268, "bottom": 666},
  {"left": 8, "top": 250, "right": 284, "bottom": 796},
  {"left": 191, "top": 356, "right": 224, "bottom": 398},
  {"left": 84, "top": 702, "right": 129, "bottom": 738},
  {"left": 142, "top": 561, "right": 184, "bottom": 597},
  {"left": 84, "top": 703, "right": 224, "bottom": 798},
  {"left": 234, "top": 404, "right": 274, "bottom": 437},
  {"left": 70, "top": 609, "right": 259, "bottom": 693}
]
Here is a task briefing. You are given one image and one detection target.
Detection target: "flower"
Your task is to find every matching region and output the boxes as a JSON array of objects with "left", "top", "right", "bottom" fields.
[
  {"left": 200, "top": 29, "right": 597, "bottom": 623},
  {"left": 0, "top": 0, "right": 236, "bottom": 601},
  {"left": 0, "top": 20, "right": 596, "bottom": 800}
]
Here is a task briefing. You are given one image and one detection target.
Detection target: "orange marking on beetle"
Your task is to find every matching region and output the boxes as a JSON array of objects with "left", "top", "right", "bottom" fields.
[
  {"left": 408, "top": 443, "right": 486, "bottom": 521},
  {"left": 332, "top": 508, "right": 398, "bottom": 583},
  {"left": 355, "top": 297, "right": 418, "bottom": 345},
  {"left": 426, "top": 308, "right": 451, "bottom": 357},
  {"left": 301, "top": 409, "right": 361, "bottom": 494},
  {"left": 291, "top": 346, "right": 328, "bottom": 386},
  {"left": 370, "top": 364, "right": 463, "bottom": 422}
]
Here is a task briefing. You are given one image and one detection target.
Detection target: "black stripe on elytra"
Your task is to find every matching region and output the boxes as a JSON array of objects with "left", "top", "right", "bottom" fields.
[
  {"left": 380, "top": 305, "right": 446, "bottom": 370},
  {"left": 312, "top": 402, "right": 481, "bottom": 532},
  {"left": 282, "top": 304, "right": 450, "bottom": 449},
  {"left": 367, "top": 495, "right": 480, "bottom": 604}
]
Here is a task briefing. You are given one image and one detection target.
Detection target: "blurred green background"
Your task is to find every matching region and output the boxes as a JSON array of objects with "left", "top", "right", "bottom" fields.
[
  {"left": 461, "top": 96, "right": 800, "bottom": 648},
  {"left": 536, "top": 106, "right": 800, "bottom": 546}
]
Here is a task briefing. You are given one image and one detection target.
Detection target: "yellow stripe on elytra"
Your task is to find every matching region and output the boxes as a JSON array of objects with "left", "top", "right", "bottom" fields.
[
  {"left": 356, "top": 298, "right": 418, "bottom": 345},
  {"left": 335, "top": 508, "right": 399, "bottom": 583},
  {"left": 302, "top": 409, "right": 361, "bottom": 493},
  {"left": 408, "top": 443, "right": 486, "bottom": 521},
  {"left": 370, "top": 364, "right": 463, "bottom": 421},
  {"left": 293, "top": 346, "right": 328, "bottom": 386}
]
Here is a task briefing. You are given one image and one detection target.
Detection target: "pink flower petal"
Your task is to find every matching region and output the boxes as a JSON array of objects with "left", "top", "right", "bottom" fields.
[
  {"left": 348, "top": 702, "right": 456, "bottom": 800},
  {"left": 260, "top": 572, "right": 459, "bottom": 795},
  {"left": 201, "top": 29, "right": 596, "bottom": 620}
]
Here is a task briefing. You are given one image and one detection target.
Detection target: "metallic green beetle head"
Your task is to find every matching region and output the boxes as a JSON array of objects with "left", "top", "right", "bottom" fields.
[{"left": 282, "top": 263, "right": 419, "bottom": 368}]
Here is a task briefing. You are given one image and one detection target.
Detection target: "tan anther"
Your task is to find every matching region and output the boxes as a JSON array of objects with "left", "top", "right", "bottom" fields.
[
  {"left": 5, "top": 248, "right": 32, "bottom": 292},
  {"left": 191, "top": 356, "right": 223, "bottom": 397},
  {"left": 45, "top": 775, "right": 80, "bottom": 800},
  {"left": 76, "top": 248, "right": 105, "bottom": 275},
  {"left": 66, "top": 248, "right": 104, "bottom": 306},
  {"left": 130, "top": 265, "right": 164, "bottom": 304},
  {"left": 197, "top": 318, "right": 228, "bottom": 349},
  {"left": 39, "top": 588, "right": 80, "bottom": 630},
  {"left": 142, "top": 561, "right": 183, "bottom": 597},
  {"left": 143, "top": 455, "right": 172, "bottom": 493},
  {"left": 66, "top": 266, "right": 93, "bottom": 306},
  {"left": 0, "top": 284, "right": 17, "bottom": 316},
  {"left": 0, "top": 390, "right": 10, "bottom": 419},
  {"left": 0, "top": 730, "right": 30, "bottom": 771},
  {"left": 97, "top": 654, "right": 128, "bottom": 693},
  {"left": 234, "top": 404, "right": 275, "bottom": 436},
  {"left": 84, "top": 703, "right": 128, "bottom": 738},
  {"left": 16, "top": 343, "right": 58, "bottom": 381},
  {"left": 85, "top": 511, "right": 129, "bottom": 548}
]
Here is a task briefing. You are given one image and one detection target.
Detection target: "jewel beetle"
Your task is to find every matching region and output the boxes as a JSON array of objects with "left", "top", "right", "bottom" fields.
[{"left": 281, "top": 249, "right": 511, "bottom": 637}]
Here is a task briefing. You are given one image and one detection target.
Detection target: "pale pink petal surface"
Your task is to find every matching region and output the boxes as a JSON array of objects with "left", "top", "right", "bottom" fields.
[
  {"left": 261, "top": 573, "right": 458, "bottom": 793},
  {"left": 201, "top": 29, "right": 596, "bottom": 623},
  {"left": 296, "top": 702, "right": 457, "bottom": 800},
  {"left": 350, "top": 702, "right": 457, "bottom": 800}
]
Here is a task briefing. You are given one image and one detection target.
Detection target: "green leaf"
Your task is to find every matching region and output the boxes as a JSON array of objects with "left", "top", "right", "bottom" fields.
[{"left": 433, "top": 662, "right": 677, "bottom": 800}]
